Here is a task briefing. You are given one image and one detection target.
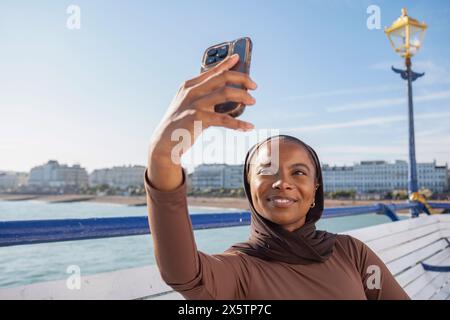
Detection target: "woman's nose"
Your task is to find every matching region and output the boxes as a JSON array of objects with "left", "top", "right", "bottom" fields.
[{"left": 272, "top": 177, "right": 294, "bottom": 190}]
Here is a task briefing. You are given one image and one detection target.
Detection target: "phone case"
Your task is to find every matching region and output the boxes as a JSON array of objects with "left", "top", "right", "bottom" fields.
[{"left": 200, "top": 37, "right": 252, "bottom": 118}]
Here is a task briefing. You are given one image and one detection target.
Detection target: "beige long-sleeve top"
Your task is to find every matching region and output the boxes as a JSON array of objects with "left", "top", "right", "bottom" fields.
[{"left": 145, "top": 170, "right": 410, "bottom": 300}]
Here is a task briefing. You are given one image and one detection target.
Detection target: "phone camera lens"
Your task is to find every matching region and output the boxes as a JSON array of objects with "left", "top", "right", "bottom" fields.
[
  {"left": 217, "top": 46, "right": 228, "bottom": 58},
  {"left": 207, "top": 49, "right": 217, "bottom": 56},
  {"left": 206, "top": 56, "right": 216, "bottom": 65}
]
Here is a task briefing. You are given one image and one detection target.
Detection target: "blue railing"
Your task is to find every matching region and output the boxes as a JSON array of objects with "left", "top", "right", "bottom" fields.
[{"left": 1, "top": 202, "right": 449, "bottom": 247}]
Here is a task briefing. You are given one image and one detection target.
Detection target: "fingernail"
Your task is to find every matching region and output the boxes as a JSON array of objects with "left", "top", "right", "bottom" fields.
[
  {"left": 231, "top": 53, "right": 239, "bottom": 59},
  {"left": 249, "top": 81, "right": 257, "bottom": 89}
]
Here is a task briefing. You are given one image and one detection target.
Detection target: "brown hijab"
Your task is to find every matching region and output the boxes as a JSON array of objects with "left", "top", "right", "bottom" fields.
[{"left": 229, "top": 135, "right": 337, "bottom": 265}]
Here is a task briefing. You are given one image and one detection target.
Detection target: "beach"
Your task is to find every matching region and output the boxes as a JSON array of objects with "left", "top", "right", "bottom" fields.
[
  {"left": 0, "top": 193, "right": 246, "bottom": 208},
  {"left": 1, "top": 193, "right": 448, "bottom": 213}
]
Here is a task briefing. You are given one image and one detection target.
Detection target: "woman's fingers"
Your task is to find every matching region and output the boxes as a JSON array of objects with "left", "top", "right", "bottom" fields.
[
  {"left": 204, "top": 111, "right": 254, "bottom": 131},
  {"left": 192, "top": 86, "right": 256, "bottom": 111},
  {"left": 189, "top": 70, "right": 257, "bottom": 99},
  {"left": 195, "top": 110, "right": 255, "bottom": 131},
  {"left": 184, "top": 54, "right": 240, "bottom": 88}
]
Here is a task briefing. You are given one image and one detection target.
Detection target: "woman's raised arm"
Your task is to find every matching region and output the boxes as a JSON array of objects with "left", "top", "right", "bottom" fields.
[{"left": 145, "top": 54, "right": 257, "bottom": 299}]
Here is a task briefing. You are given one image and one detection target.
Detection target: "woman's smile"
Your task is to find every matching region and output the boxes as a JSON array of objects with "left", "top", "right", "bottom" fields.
[{"left": 267, "top": 195, "right": 298, "bottom": 208}]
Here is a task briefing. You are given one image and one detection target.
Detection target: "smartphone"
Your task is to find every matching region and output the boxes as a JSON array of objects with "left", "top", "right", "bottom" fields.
[{"left": 201, "top": 37, "right": 253, "bottom": 118}]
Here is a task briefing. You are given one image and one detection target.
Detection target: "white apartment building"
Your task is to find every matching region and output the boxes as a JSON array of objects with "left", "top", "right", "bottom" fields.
[
  {"left": 191, "top": 160, "right": 448, "bottom": 194},
  {"left": 191, "top": 164, "right": 244, "bottom": 189},
  {"left": 89, "top": 165, "right": 146, "bottom": 189},
  {"left": 322, "top": 160, "right": 448, "bottom": 193},
  {"left": 28, "top": 160, "right": 89, "bottom": 188},
  {"left": 0, "top": 171, "right": 28, "bottom": 191}
]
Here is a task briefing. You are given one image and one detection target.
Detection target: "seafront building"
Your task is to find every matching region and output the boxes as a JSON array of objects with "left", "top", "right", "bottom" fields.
[
  {"left": 27, "top": 160, "right": 89, "bottom": 191},
  {"left": 322, "top": 160, "right": 448, "bottom": 193},
  {"left": 3, "top": 160, "right": 447, "bottom": 194},
  {"left": 0, "top": 171, "right": 28, "bottom": 191},
  {"left": 191, "top": 164, "right": 243, "bottom": 189},
  {"left": 191, "top": 160, "right": 449, "bottom": 193},
  {"left": 89, "top": 165, "right": 146, "bottom": 189}
]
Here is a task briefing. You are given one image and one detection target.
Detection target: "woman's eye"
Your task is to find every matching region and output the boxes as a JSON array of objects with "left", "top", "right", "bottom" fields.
[{"left": 293, "top": 170, "right": 305, "bottom": 176}]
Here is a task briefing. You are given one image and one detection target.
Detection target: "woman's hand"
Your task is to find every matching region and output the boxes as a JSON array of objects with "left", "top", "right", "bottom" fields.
[{"left": 148, "top": 53, "right": 258, "bottom": 191}]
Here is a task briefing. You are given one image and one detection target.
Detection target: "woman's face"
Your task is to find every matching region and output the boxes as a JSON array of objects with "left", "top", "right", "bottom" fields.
[{"left": 248, "top": 139, "right": 318, "bottom": 232}]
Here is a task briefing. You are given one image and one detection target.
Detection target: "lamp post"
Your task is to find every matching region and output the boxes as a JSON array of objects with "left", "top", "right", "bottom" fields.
[{"left": 385, "top": 8, "right": 427, "bottom": 218}]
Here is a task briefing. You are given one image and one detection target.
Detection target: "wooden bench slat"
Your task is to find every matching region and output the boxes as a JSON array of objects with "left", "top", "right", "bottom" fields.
[
  {"left": 0, "top": 264, "right": 170, "bottom": 300},
  {"left": 411, "top": 265, "right": 450, "bottom": 300},
  {"left": 346, "top": 216, "right": 439, "bottom": 243},
  {"left": 403, "top": 252, "right": 450, "bottom": 298},
  {"left": 438, "top": 229, "right": 450, "bottom": 238},
  {"left": 438, "top": 222, "right": 450, "bottom": 230},
  {"left": 387, "top": 239, "right": 449, "bottom": 276},
  {"left": 378, "top": 232, "right": 442, "bottom": 264},
  {"left": 395, "top": 249, "right": 450, "bottom": 288},
  {"left": 430, "top": 281, "right": 450, "bottom": 300},
  {"left": 367, "top": 223, "right": 440, "bottom": 253},
  {"left": 146, "top": 291, "right": 184, "bottom": 300},
  {"left": 438, "top": 215, "right": 450, "bottom": 223}
]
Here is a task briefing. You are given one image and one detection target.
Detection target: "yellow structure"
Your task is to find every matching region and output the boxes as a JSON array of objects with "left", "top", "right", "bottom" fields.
[
  {"left": 385, "top": 8, "right": 427, "bottom": 59},
  {"left": 410, "top": 192, "right": 437, "bottom": 215}
]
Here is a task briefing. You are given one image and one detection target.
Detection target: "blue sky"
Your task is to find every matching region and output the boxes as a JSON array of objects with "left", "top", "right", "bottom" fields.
[{"left": 1, "top": 0, "right": 450, "bottom": 173}]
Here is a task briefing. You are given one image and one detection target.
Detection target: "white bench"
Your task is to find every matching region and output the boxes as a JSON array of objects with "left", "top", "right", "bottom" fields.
[
  {"left": 344, "top": 214, "right": 450, "bottom": 300},
  {"left": 1, "top": 214, "right": 449, "bottom": 300}
]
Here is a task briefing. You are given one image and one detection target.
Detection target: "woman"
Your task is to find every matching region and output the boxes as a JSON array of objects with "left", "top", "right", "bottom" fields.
[{"left": 145, "top": 54, "right": 409, "bottom": 300}]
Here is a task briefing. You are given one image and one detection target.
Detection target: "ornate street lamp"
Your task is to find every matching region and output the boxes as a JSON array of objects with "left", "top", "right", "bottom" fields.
[{"left": 385, "top": 8, "right": 427, "bottom": 217}]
